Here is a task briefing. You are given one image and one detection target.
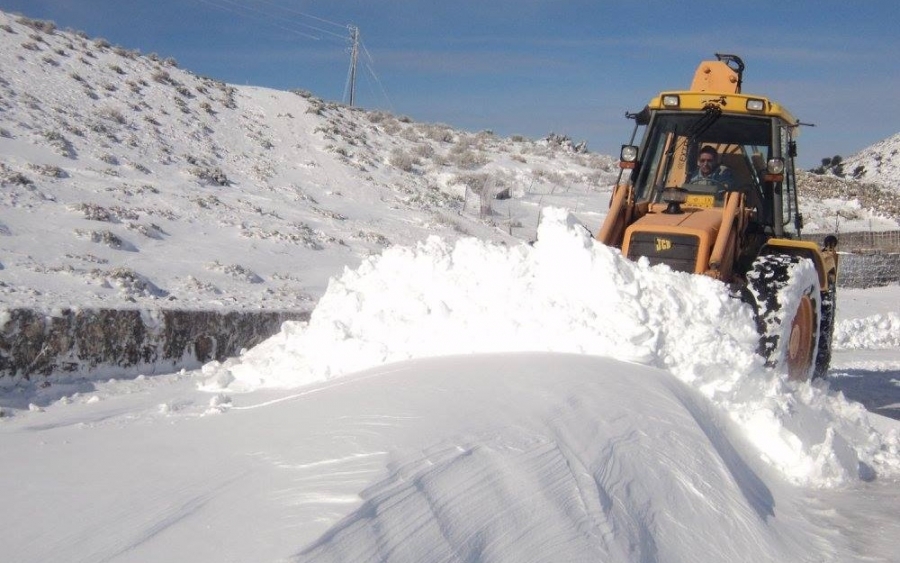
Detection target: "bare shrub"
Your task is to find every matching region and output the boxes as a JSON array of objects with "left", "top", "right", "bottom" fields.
[
  {"left": 190, "top": 167, "right": 229, "bottom": 186},
  {"left": 77, "top": 229, "right": 136, "bottom": 251},
  {"left": 93, "top": 37, "right": 111, "bottom": 49},
  {"left": 1, "top": 171, "right": 33, "bottom": 187},
  {"left": 69, "top": 203, "right": 114, "bottom": 222},
  {"left": 108, "top": 64, "right": 125, "bottom": 75},
  {"left": 389, "top": 148, "right": 418, "bottom": 172},
  {"left": 413, "top": 144, "right": 435, "bottom": 159},
  {"left": 21, "top": 41, "right": 40, "bottom": 51},
  {"left": 151, "top": 69, "right": 174, "bottom": 85},
  {"left": 105, "top": 268, "right": 166, "bottom": 298},
  {"left": 126, "top": 222, "right": 165, "bottom": 239},
  {"left": 534, "top": 169, "right": 567, "bottom": 186},
  {"left": 421, "top": 123, "right": 455, "bottom": 143},
  {"left": 129, "top": 161, "right": 151, "bottom": 174},
  {"left": 219, "top": 85, "right": 237, "bottom": 109},
  {"left": 17, "top": 17, "right": 56, "bottom": 34},
  {"left": 367, "top": 110, "right": 391, "bottom": 123},
  {"left": 448, "top": 147, "right": 488, "bottom": 170},
  {"left": 98, "top": 153, "right": 119, "bottom": 166},
  {"left": 98, "top": 107, "right": 126, "bottom": 124},
  {"left": 173, "top": 96, "right": 191, "bottom": 114},
  {"left": 206, "top": 261, "right": 263, "bottom": 283},
  {"left": 29, "top": 163, "right": 68, "bottom": 178},
  {"left": 381, "top": 120, "right": 401, "bottom": 136},
  {"left": 112, "top": 46, "right": 137, "bottom": 59},
  {"left": 20, "top": 93, "right": 40, "bottom": 110},
  {"left": 400, "top": 127, "right": 420, "bottom": 142},
  {"left": 354, "top": 231, "right": 392, "bottom": 247},
  {"left": 0, "top": 24, "right": 14, "bottom": 33},
  {"left": 545, "top": 132, "right": 588, "bottom": 153},
  {"left": 42, "top": 130, "right": 76, "bottom": 158}
]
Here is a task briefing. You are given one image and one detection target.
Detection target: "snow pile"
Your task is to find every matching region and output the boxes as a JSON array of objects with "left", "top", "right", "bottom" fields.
[
  {"left": 834, "top": 313, "right": 900, "bottom": 349},
  {"left": 201, "top": 208, "right": 761, "bottom": 392},
  {"left": 201, "top": 208, "right": 900, "bottom": 486},
  {"left": 843, "top": 132, "right": 900, "bottom": 190}
]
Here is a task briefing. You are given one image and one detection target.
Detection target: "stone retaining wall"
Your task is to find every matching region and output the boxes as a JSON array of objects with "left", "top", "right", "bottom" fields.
[
  {"left": 836, "top": 252, "right": 900, "bottom": 289},
  {"left": 0, "top": 308, "right": 309, "bottom": 382},
  {"left": 802, "top": 230, "right": 900, "bottom": 288}
]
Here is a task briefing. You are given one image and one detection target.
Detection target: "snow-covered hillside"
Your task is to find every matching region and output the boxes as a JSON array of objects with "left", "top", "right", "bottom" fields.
[
  {"left": 842, "top": 132, "right": 900, "bottom": 190},
  {"left": 0, "top": 11, "right": 615, "bottom": 311}
]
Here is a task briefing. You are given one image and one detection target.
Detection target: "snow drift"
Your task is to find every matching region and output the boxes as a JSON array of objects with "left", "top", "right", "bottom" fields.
[{"left": 201, "top": 209, "right": 900, "bottom": 487}]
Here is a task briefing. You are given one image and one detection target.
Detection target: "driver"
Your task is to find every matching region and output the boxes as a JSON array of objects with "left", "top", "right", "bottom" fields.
[{"left": 690, "top": 145, "right": 734, "bottom": 188}]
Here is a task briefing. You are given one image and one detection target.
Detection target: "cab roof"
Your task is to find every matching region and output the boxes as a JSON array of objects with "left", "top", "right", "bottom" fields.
[{"left": 646, "top": 91, "right": 798, "bottom": 125}]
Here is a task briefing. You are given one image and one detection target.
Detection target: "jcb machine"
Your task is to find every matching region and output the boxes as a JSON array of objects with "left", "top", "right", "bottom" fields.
[{"left": 597, "top": 54, "right": 838, "bottom": 381}]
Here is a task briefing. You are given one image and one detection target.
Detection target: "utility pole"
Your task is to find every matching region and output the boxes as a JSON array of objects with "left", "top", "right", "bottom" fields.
[{"left": 346, "top": 25, "right": 359, "bottom": 107}]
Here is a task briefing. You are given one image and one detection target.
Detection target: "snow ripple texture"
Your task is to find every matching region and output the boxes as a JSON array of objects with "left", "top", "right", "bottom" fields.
[{"left": 201, "top": 207, "right": 900, "bottom": 485}]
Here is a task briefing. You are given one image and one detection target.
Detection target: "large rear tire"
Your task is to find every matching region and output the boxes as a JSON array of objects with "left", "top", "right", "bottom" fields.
[
  {"left": 747, "top": 254, "right": 821, "bottom": 381},
  {"left": 813, "top": 280, "right": 836, "bottom": 379}
]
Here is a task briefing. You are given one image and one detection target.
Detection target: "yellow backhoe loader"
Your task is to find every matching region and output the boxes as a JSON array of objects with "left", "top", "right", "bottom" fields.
[{"left": 597, "top": 54, "right": 839, "bottom": 380}]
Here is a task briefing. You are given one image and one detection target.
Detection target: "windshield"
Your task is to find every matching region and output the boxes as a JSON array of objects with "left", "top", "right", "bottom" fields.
[{"left": 633, "top": 112, "right": 773, "bottom": 208}]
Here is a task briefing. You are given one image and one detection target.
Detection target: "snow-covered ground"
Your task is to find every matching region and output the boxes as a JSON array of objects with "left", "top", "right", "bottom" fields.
[
  {"left": 2, "top": 211, "right": 899, "bottom": 563},
  {"left": 2, "top": 11, "right": 900, "bottom": 563}
]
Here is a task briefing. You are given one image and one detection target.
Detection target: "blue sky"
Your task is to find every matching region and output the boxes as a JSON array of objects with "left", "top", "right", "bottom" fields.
[{"left": 2, "top": 0, "right": 898, "bottom": 168}]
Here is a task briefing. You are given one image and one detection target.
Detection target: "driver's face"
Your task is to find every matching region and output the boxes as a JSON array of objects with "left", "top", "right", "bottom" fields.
[{"left": 698, "top": 154, "right": 716, "bottom": 175}]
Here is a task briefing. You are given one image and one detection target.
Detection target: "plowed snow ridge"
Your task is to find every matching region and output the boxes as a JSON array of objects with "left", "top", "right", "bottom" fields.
[{"left": 202, "top": 208, "right": 900, "bottom": 485}]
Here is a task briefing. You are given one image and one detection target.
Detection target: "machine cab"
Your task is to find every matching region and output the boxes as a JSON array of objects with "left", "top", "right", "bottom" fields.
[{"left": 615, "top": 56, "right": 803, "bottom": 239}]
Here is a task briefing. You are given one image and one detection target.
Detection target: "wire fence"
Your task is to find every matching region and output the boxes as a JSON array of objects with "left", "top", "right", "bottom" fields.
[{"left": 802, "top": 230, "right": 900, "bottom": 288}]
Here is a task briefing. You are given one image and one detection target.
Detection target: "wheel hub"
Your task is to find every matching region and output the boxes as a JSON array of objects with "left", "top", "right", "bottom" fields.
[{"left": 786, "top": 295, "right": 814, "bottom": 381}]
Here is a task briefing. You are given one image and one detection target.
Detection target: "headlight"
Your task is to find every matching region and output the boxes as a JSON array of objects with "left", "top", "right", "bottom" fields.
[
  {"left": 662, "top": 95, "right": 680, "bottom": 108},
  {"left": 746, "top": 98, "right": 765, "bottom": 111},
  {"left": 764, "top": 158, "right": 785, "bottom": 182},
  {"left": 620, "top": 145, "right": 638, "bottom": 162}
]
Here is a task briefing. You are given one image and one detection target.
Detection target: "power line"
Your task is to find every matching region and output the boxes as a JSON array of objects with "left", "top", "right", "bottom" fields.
[
  {"left": 360, "top": 40, "right": 394, "bottom": 112},
  {"left": 197, "top": 0, "right": 321, "bottom": 40},
  {"left": 198, "top": 0, "right": 351, "bottom": 42},
  {"left": 196, "top": 0, "right": 392, "bottom": 109},
  {"left": 246, "top": 0, "right": 348, "bottom": 34}
]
